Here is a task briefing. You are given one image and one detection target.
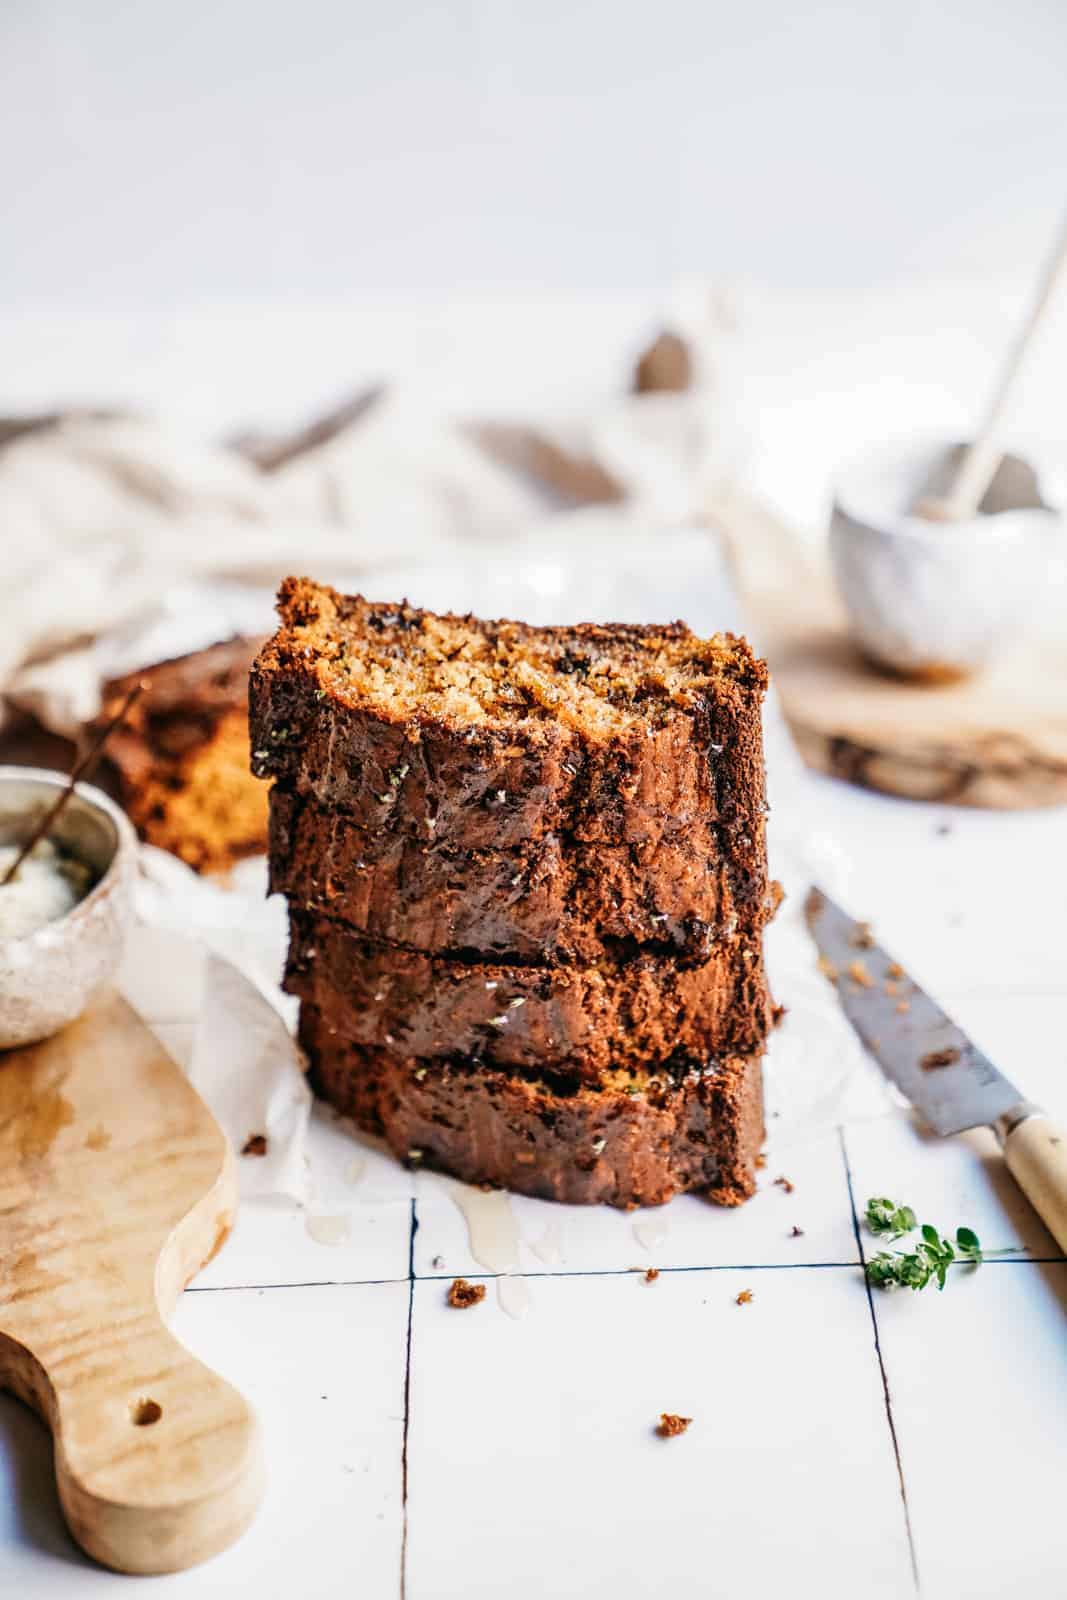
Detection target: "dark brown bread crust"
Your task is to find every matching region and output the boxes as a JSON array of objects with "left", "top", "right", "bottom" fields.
[
  {"left": 299, "top": 1000, "right": 764, "bottom": 1208},
  {"left": 285, "top": 909, "right": 774, "bottom": 1077},
  {"left": 96, "top": 637, "right": 269, "bottom": 873},
  {"left": 269, "top": 787, "right": 740, "bottom": 963},
  {"left": 101, "top": 637, "right": 261, "bottom": 776},
  {"left": 249, "top": 583, "right": 769, "bottom": 929}
]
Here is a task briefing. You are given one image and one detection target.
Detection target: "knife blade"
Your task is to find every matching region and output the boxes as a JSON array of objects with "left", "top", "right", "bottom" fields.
[
  {"left": 803, "top": 885, "right": 1067, "bottom": 1256},
  {"left": 803, "top": 885, "right": 1024, "bottom": 1136}
]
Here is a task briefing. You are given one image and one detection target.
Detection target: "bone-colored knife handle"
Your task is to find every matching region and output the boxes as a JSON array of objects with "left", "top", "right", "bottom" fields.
[{"left": 996, "top": 1108, "right": 1067, "bottom": 1256}]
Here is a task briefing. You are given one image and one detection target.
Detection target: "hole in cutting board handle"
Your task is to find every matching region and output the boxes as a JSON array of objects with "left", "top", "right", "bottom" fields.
[{"left": 130, "top": 1398, "right": 162, "bottom": 1426}]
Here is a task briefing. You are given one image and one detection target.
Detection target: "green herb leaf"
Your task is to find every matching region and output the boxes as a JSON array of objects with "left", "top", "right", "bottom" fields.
[
  {"left": 865, "top": 1197, "right": 917, "bottom": 1239},
  {"left": 956, "top": 1226, "right": 981, "bottom": 1256},
  {"left": 863, "top": 1197, "right": 983, "bottom": 1294}
]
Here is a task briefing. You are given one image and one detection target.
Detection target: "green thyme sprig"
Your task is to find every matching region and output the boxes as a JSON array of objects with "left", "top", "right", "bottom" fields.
[
  {"left": 863, "top": 1196, "right": 982, "bottom": 1292},
  {"left": 865, "top": 1196, "right": 918, "bottom": 1240}
]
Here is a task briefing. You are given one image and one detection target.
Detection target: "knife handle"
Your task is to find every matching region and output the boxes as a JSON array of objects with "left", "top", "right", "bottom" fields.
[{"left": 996, "top": 1107, "right": 1067, "bottom": 1256}]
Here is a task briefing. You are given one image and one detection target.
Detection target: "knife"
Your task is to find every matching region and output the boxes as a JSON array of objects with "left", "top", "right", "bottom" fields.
[{"left": 804, "top": 885, "right": 1067, "bottom": 1253}]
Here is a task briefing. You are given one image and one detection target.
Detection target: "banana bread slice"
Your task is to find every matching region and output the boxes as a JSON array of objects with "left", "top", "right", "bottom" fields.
[
  {"left": 96, "top": 638, "right": 268, "bottom": 873},
  {"left": 299, "top": 999, "right": 764, "bottom": 1208},
  {"left": 284, "top": 908, "right": 774, "bottom": 1076},
  {"left": 269, "top": 787, "right": 741, "bottom": 964},
  {"left": 250, "top": 579, "right": 768, "bottom": 919}
]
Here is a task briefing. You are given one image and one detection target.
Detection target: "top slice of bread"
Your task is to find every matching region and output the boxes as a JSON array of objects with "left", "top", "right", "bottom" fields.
[{"left": 250, "top": 579, "right": 768, "bottom": 908}]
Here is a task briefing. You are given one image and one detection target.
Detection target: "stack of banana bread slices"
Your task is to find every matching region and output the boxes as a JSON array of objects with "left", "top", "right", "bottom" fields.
[{"left": 250, "top": 577, "right": 779, "bottom": 1208}]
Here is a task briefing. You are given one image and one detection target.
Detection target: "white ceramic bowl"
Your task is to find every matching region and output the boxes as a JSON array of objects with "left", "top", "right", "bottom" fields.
[
  {"left": 0, "top": 768, "right": 137, "bottom": 1049},
  {"left": 829, "top": 438, "right": 1063, "bottom": 679}
]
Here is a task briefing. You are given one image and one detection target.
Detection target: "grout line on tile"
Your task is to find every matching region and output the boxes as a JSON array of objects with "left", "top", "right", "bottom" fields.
[
  {"left": 183, "top": 1256, "right": 1067, "bottom": 1296},
  {"left": 187, "top": 1261, "right": 858, "bottom": 1294},
  {"left": 839, "top": 1125, "right": 921, "bottom": 1595},
  {"left": 414, "top": 1261, "right": 860, "bottom": 1279},
  {"left": 981, "top": 1255, "right": 1067, "bottom": 1266},
  {"left": 400, "top": 1194, "right": 417, "bottom": 1600},
  {"left": 186, "top": 1276, "right": 408, "bottom": 1293}
]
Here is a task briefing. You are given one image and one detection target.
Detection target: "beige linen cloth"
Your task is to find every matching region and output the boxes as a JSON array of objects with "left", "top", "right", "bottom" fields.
[{"left": 1, "top": 379, "right": 730, "bottom": 736}]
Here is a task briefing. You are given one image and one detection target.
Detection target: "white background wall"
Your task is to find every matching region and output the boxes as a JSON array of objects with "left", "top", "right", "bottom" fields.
[
  {"left": 3, "top": 0, "right": 1066, "bottom": 310},
  {"left": 3, "top": 0, "right": 1067, "bottom": 503}
]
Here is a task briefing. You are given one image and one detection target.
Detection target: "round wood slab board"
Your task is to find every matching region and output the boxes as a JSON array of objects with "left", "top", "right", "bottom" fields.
[{"left": 710, "top": 488, "right": 1067, "bottom": 809}]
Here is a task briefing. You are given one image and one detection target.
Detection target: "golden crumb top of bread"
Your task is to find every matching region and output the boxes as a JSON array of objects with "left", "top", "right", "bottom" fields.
[{"left": 259, "top": 577, "right": 766, "bottom": 741}]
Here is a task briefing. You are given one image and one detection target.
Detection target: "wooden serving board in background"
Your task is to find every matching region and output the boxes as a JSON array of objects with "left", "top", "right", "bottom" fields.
[
  {"left": 0, "top": 992, "right": 264, "bottom": 1574},
  {"left": 712, "top": 488, "right": 1067, "bottom": 809}
]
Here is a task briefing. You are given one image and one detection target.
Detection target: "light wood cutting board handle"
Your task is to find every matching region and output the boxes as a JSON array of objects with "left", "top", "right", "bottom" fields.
[
  {"left": 0, "top": 1002, "right": 266, "bottom": 1576},
  {"left": 998, "top": 1109, "right": 1067, "bottom": 1257},
  {"left": 5, "top": 1316, "right": 264, "bottom": 1576}
]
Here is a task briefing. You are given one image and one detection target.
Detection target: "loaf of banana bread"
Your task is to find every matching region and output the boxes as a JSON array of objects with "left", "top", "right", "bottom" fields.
[
  {"left": 96, "top": 638, "right": 268, "bottom": 873},
  {"left": 285, "top": 907, "right": 774, "bottom": 1076},
  {"left": 250, "top": 579, "right": 768, "bottom": 920},
  {"left": 258, "top": 578, "right": 774, "bottom": 1207},
  {"left": 269, "top": 787, "right": 744, "bottom": 964},
  {"left": 300, "top": 999, "right": 764, "bottom": 1208}
]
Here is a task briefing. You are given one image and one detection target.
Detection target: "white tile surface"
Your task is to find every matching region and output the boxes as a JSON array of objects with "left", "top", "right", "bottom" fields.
[
  {"left": 871, "top": 1262, "right": 1067, "bottom": 1600},
  {"left": 0, "top": 1280, "right": 409, "bottom": 1596},
  {"left": 196, "top": 1105, "right": 413, "bottom": 1290},
  {"left": 404, "top": 1268, "right": 915, "bottom": 1599},
  {"left": 804, "top": 778, "right": 1067, "bottom": 996}
]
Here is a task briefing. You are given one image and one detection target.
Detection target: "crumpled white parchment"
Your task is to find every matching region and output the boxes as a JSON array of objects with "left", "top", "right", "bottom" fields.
[{"left": 117, "top": 848, "right": 311, "bottom": 1204}]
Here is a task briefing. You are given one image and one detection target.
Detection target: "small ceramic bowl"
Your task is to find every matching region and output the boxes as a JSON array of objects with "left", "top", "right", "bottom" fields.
[
  {"left": 829, "top": 438, "right": 1063, "bottom": 679},
  {"left": 0, "top": 767, "right": 137, "bottom": 1049}
]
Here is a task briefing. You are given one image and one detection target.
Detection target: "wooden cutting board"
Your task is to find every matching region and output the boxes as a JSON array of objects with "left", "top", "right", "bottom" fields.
[
  {"left": 711, "top": 487, "right": 1067, "bottom": 809},
  {"left": 0, "top": 990, "right": 264, "bottom": 1574}
]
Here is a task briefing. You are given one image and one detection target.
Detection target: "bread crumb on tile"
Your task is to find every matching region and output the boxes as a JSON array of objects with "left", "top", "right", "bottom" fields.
[
  {"left": 656, "top": 1412, "right": 692, "bottom": 1438},
  {"left": 447, "top": 1277, "right": 487, "bottom": 1309}
]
